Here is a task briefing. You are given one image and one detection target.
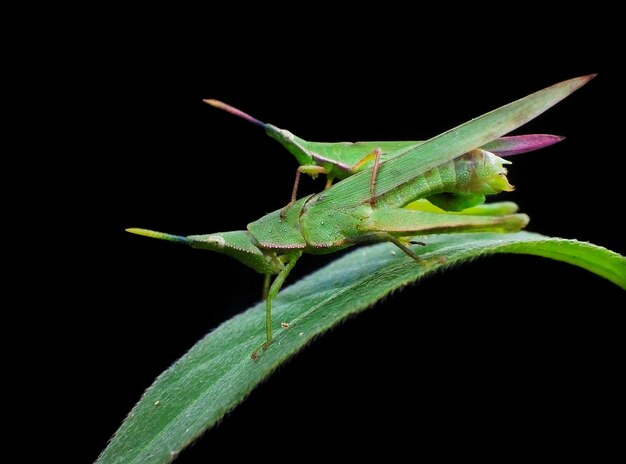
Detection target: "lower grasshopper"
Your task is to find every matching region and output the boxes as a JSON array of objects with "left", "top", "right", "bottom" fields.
[
  {"left": 129, "top": 75, "right": 593, "bottom": 358},
  {"left": 206, "top": 98, "right": 563, "bottom": 211}
]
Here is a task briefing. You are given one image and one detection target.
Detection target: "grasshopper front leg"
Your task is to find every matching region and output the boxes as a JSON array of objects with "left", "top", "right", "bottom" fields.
[
  {"left": 281, "top": 148, "right": 382, "bottom": 218},
  {"left": 252, "top": 251, "right": 302, "bottom": 360},
  {"left": 280, "top": 166, "right": 328, "bottom": 219}
]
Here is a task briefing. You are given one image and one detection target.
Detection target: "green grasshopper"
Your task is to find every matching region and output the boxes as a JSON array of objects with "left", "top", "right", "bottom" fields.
[
  {"left": 130, "top": 75, "right": 593, "bottom": 358},
  {"left": 205, "top": 98, "right": 564, "bottom": 211}
]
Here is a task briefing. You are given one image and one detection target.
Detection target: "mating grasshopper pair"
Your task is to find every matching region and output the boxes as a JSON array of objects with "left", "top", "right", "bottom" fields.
[{"left": 128, "top": 75, "right": 594, "bottom": 358}]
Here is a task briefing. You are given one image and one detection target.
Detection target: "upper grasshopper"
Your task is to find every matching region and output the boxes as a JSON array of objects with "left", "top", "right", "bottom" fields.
[
  {"left": 205, "top": 98, "right": 564, "bottom": 210},
  {"left": 130, "top": 75, "right": 594, "bottom": 358}
]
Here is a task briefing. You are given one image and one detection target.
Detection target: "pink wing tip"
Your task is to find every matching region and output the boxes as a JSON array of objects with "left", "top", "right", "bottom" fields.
[{"left": 488, "top": 134, "right": 566, "bottom": 157}]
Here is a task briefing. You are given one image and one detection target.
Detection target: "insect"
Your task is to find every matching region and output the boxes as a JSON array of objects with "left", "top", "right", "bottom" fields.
[
  {"left": 129, "top": 75, "right": 593, "bottom": 358},
  {"left": 205, "top": 98, "right": 564, "bottom": 210}
]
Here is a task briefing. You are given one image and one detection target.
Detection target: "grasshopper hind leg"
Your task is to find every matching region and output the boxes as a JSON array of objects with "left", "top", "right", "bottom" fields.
[
  {"left": 387, "top": 236, "right": 448, "bottom": 266},
  {"left": 387, "top": 236, "right": 426, "bottom": 264},
  {"left": 351, "top": 148, "right": 383, "bottom": 206}
]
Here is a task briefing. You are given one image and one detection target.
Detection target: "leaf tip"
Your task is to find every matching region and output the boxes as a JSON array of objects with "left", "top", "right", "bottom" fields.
[
  {"left": 553, "top": 73, "right": 598, "bottom": 96},
  {"left": 575, "top": 73, "right": 598, "bottom": 84},
  {"left": 574, "top": 73, "right": 598, "bottom": 89}
]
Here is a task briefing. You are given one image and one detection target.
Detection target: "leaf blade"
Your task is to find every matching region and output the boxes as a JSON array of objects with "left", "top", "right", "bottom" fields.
[
  {"left": 315, "top": 74, "right": 595, "bottom": 209},
  {"left": 97, "top": 231, "right": 624, "bottom": 464}
]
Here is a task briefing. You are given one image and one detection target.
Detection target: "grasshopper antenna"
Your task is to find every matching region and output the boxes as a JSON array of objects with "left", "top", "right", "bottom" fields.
[
  {"left": 126, "top": 228, "right": 188, "bottom": 245},
  {"left": 203, "top": 99, "right": 266, "bottom": 129}
]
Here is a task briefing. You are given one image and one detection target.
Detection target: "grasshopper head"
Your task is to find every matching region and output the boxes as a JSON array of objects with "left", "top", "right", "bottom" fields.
[
  {"left": 265, "top": 124, "right": 314, "bottom": 167},
  {"left": 127, "top": 228, "right": 284, "bottom": 275},
  {"left": 187, "top": 231, "right": 284, "bottom": 275}
]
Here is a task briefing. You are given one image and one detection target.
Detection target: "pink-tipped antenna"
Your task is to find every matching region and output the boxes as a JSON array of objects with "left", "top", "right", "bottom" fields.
[{"left": 204, "top": 99, "right": 266, "bottom": 128}]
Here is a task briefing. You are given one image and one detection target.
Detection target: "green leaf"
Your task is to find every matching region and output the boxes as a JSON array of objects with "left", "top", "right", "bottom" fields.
[
  {"left": 98, "top": 232, "right": 625, "bottom": 464},
  {"left": 314, "top": 74, "right": 594, "bottom": 209}
]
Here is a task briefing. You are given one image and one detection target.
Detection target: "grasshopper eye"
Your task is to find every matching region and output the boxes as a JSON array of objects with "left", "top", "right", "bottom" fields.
[
  {"left": 279, "top": 129, "right": 295, "bottom": 141},
  {"left": 206, "top": 235, "right": 226, "bottom": 249}
]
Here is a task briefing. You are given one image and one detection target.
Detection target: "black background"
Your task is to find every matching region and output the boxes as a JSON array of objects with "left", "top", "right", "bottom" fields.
[{"left": 76, "top": 17, "right": 625, "bottom": 463}]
